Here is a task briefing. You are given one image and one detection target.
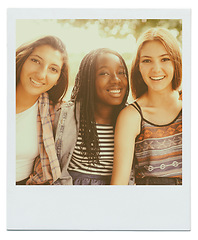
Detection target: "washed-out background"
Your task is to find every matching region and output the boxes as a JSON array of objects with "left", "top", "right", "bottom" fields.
[{"left": 16, "top": 19, "right": 182, "bottom": 102}]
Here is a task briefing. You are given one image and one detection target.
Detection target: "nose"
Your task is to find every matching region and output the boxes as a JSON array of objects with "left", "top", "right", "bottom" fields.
[
  {"left": 152, "top": 61, "right": 161, "bottom": 73},
  {"left": 35, "top": 65, "right": 47, "bottom": 80},
  {"left": 111, "top": 73, "right": 121, "bottom": 83}
]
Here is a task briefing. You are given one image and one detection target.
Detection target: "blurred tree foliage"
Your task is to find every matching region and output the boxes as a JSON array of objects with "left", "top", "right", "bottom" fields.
[
  {"left": 57, "top": 19, "right": 182, "bottom": 43},
  {"left": 57, "top": 19, "right": 182, "bottom": 101}
]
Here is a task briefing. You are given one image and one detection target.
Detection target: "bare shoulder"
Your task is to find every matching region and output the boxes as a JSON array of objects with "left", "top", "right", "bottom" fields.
[
  {"left": 117, "top": 104, "right": 141, "bottom": 124},
  {"left": 116, "top": 104, "right": 142, "bottom": 137}
]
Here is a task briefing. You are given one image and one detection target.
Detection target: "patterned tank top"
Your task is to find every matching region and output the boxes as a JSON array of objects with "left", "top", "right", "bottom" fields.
[{"left": 131, "top": 102, "right": 182, "bottom": 179}]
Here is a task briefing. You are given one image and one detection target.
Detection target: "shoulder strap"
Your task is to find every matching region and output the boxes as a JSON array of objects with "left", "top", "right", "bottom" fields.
[
  {"left": 130, "top": 101, "right": 143, "bottom": 118},
  {"left": 130, "top": 102, "right": 143, "bottom": 138}
]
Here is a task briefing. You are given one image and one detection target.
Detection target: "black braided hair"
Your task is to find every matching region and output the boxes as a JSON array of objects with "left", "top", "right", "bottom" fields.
[{"left": 71, "top": 48, "right": 129, "bottom": 164}]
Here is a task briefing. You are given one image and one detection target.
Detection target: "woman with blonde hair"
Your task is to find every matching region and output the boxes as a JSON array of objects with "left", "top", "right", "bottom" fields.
[{"left": 111, "top": 28, "right": 182, "bottom": 185}]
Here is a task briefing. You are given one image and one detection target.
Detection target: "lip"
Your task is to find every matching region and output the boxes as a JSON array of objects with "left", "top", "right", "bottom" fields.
[
  {"left": 30, "top": 78, "right": 45, "bottom": 87},
  {"left": 150, "top": 76, "right": 165, "bottom": 81}
]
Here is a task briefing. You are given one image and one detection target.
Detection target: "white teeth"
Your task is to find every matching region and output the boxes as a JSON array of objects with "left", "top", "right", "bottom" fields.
[
  {"left": 30, "top": 78, "right": 44, "bottom": 86},
  {"left": 109, "top": 89, "right": 121, "bottom": 93},
  {"left": 150, "top": 76, "right": 165, "bottom": 81}
]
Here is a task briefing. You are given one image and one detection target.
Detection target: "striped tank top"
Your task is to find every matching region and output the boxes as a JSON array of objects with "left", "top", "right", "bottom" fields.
[
  {"left": 131, "top": 102, "right": 182, "bottom": 179},
  {"left": 68, "top": 124, "right": 114, "bottom": 176}
]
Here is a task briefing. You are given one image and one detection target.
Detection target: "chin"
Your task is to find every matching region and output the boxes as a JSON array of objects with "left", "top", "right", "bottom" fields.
[{"left": 110, "top": 99, "right": 123, "bottom": 106}]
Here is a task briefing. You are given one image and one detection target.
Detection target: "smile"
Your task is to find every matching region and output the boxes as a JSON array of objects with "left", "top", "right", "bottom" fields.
[
  {"left": 106, "top": 88, "right": 123, "bottom": 98},
  {"left": 30, "top": 78, "right": 45, "bottom": 86},
  {"left": 150, "top": 76, "right": 165, "bottom": 81},
  {"left": 108, "top": 89, "right": 121, "bottom": 94}
]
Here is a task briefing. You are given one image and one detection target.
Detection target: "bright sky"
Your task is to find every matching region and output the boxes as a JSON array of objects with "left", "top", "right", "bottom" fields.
[{"left": 16, "top": 19, "right": 136, "bottom": 54}]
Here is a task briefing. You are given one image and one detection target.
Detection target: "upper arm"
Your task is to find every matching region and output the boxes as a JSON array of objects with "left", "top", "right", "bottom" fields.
[{"left": 111, "top": 106, "right": 141, "bottom": 185}]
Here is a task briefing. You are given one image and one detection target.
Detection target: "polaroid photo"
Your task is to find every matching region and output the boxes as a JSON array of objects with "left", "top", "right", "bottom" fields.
[{"left": 7, "top": 8, "right": 191, "bottom": 230}]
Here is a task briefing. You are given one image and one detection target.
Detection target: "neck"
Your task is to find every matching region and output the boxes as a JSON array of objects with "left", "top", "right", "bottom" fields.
[
  {"left": 16, "top": 85, "right": 39, "bottom": 113},
  {"left": 94, "top": 103, "right": 114, "bottom": 125},
  {"left": 146, "top": 88, "right": 180, "bottom": 107}
]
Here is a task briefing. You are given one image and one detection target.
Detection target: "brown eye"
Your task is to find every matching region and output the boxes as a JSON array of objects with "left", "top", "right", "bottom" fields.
[
  {"left": 118, "top": 71, "right": 126, "bottom": 75},
  {"left": 31, "top": 58, "right": 40, "bottom": 64},
  {"left": 99, "top": 72, "right": 109, "bottom": 76},
  {"left": 162, "top": 57, "right": 171, "bottom": 62},
  {"left": 50, "top": 67, "right": 58, "bottom": 73},
  {"left": 142, "top": 59, "right": 151, "bottom": 63}
]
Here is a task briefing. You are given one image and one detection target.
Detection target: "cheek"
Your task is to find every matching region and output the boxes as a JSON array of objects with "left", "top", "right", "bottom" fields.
[
  {"left": 56, "top": 70, "right": 62, "bottom": 81},
  {"left": 139, "top": 64, "right": 148, "bottom": 76},
  {"left": 48, "top": 79, "right": 58, "bottom": 88},
  {"left": 139, "top": 64, "right": 144, "bottom": 77},
  {"left": 122, "top": 78, "right": 128, "bottom": 90},
  {"left": 19, "top": 64, "right": 28, "bottom": 83},
  {"left": 165, "top": 62, "right": 174, "bottom": 80},
  {"left": 20, "top": 61, "right": 37, "bottom": 81},
  {"left": 48, "top": 72, "right": 61, "bottom": 85},
  {"left": 170, "top": 65, "right": 175, "bottom": 78},
  {"left": 95, "top": 78, "right": 105, "bottom": 92},
  {"left": 95, "top": 84, "right": 102, "bottom": 97}
]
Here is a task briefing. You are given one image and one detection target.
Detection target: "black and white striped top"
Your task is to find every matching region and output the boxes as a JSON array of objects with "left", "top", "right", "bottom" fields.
[{"left": 68, "top": 124, "right": 114, "bottom": 176}]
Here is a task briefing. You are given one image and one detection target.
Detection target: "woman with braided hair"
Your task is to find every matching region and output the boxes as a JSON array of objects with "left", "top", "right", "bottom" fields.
[{"left": 54, "top": 48, "right": 129, "bottom": 185}]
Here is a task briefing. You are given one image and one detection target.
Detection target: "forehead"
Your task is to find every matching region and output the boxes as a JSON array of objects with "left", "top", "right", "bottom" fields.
[
  {"left": 96, "top": 53, "right": 123, "bottom": 66},
  {"left": 140, "top": 40, "right": 168, "bottom": 56},
  {"left": 32, "top": 45, "right": 62, "bottom": 58}
]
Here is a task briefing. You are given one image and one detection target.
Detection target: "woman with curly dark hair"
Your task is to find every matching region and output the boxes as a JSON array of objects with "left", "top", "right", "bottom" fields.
[{"left": 54, "top": 48, "right": 129, "bottom": 185}]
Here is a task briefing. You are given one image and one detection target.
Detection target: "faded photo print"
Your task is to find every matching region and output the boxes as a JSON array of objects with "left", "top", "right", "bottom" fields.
[{"left": 16, "top": 19, "right": 182, "bottom": 186}]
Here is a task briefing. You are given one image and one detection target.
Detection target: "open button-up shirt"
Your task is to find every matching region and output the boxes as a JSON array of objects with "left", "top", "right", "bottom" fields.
[{"left": 26, "top": 93, "right": 61, "bottom": 185}]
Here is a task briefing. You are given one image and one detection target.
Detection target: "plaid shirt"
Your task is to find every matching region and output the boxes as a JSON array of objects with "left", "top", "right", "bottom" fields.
[{"left": 26, "top": 93, "right": 61, "bottom": 185}]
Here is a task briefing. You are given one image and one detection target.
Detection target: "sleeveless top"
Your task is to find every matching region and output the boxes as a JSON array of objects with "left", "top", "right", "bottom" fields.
[
  {"left": 131, "top": 102, "right": 182, "bottom": 179},
  {"left": 68, "top": 124, "right": 114, "bottom": 176}
]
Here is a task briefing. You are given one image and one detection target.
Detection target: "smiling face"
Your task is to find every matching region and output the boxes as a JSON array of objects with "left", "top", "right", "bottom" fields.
[
  {"left": 95, "top": 53, "right": 128, "bottom": 108},
  {"left": 139, "top": 40, "right": 174, "bottom": 93},
  {"left": 17, "top": 45, "right": 63, "bottom": 100}
]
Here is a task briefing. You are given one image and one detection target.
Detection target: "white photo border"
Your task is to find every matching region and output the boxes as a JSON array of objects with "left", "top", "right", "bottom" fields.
[{"left": 7, "top": 8, "right": 191, "bottom": 230}]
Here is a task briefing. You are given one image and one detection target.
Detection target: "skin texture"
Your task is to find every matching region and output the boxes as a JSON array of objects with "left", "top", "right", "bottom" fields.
[
  {"left": 139, "top": 40, "right": 174, "bottom": 94},
  {"left": 111, "top": 40, "right": 182, "bottom": 185},
  {"left": 16, "top": 45, "right": 63, "bottom": 113},
  {"left": 94, "top": 53, "right": 128, "bottom": 124}
]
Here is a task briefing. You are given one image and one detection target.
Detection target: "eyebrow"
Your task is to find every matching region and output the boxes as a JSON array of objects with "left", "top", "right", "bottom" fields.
[
  {"left": 97, "top": 65, "right": 124, "bottom": 70},
  {"left": 30, "top": 54, "right": 43, "bottom": 60},
  {"left": 140, "top": 54, "right": 170, "bottom": 58}
]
